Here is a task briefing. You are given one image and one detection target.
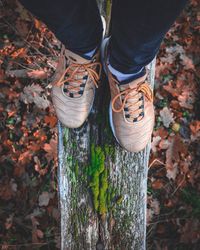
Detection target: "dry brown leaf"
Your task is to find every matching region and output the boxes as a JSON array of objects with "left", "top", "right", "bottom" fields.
[
  {"left": 153, "top": 127, "right": 169, "bottom": 139},
  {"left": 44, "top": 115, "right": 57, "bottom": 128},
  {"left": 18, "top": 150, "right": 32, "bottom": 165},
  {"left": 27, "top": 69, "right": 47, "bottom": 79},
  {"left": 159, "top": 107, "right": 174, "bottom": 128},
  {"left": 151, "top": 198, "right": 160, "bottom": 215},
  {"left": 34, "top": 94, "right": 50, "bottom": 110},
  {"left": 178, "top": 90, "right": 195, "bottom": 109},
  {"left": 5, "top": 214, "right": 14, "bottom": 230},
  {"left": 190, "top": 120, "right": 200, "bottom": 134},
  {"left": 11, "top": 48, "right": 27, "bottom": 58},
  {"left": 147, "top": 208, "right": 154, "bottom": 224},
  {"left": 36, "top": 229, "right": 44, "bottom": 239},
  {"left": 163, "top": 81, "right": 180, "bottom": 97},
  {"left": 43, "top": 138, "right": 57, "bottom": 163},
  {"left": 20, "top": 84, "right": 50, "bottom": 109},
  {"left": 34, "top": 18, "right": 45, "bottom": 31},
  {"left": 159, "top": 139, "right": 170, "bottom": 150},
  {"left": 20, "top": 84, "right": 43, "bottom": 104},
  {"left": 166, "top": 162, "right": 178, "bottom": 180},
  {"left": 34, "top": 156, "right": 48, "bottom": 176},
  {"left": 151, "top": 136, "right": 161, "bottom": 153},
  {"left": 151, "top": 179, "right": 164, "bottom": 189},
  {"left": 38, "top": 191, "right": 51, "bottom": 207},
  {"left": 165, "top": 135, "right": 187, "bottom": 180}
]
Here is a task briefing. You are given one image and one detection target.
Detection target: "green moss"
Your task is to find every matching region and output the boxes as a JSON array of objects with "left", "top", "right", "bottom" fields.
[
  {"left": 90, "top": 172, "right": 100, "bottom": 211},
  {"left": 88, "top": 144, "right": 109, "bottom": 215},
  {"left": 99, "top": 168, "right": 108, "bottom": 214},
  {"left": 116, "top": 195, "right": 123, "bottom": 205},
  {"left": 104, "top": 144, "right": 110, "bottom": 155},
  {"left": 107, "top": 192, "right": 111, "bottom": 208},
  {"left": 63, "top": 128, "right": 69, "bottom": 147},
  {"left": 74, "top": 161, "right": 79, "bottom": 179}
]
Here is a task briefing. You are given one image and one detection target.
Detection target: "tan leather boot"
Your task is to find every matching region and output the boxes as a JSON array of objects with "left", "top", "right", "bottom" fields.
[
  {"left": 51, "top": 46, "right": 101, "bottom": 128},
  {"left": 102, "top": 38, "right": 155, "bottom": 152}
]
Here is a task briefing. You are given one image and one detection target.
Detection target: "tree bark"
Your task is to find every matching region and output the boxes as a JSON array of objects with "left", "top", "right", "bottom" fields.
[{"left": 57, "top": 1, "right": 156, "bottom": 249}]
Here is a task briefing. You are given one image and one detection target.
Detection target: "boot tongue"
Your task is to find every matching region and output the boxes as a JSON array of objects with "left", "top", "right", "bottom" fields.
[
  {"left": 65, "top": 49, "right": 94, "bottom": 65},
  {"left": 119, "top": 73, "right": 147, "bottom": 91}
]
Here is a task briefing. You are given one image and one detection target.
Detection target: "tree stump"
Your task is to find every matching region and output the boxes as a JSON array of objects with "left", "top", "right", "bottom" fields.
[{"left": 57, "top": 1, "right": 156, "bottom": 249}]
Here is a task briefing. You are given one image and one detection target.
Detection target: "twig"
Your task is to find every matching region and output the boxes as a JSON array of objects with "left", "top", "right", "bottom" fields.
[
  {"left": 149, "top": 158, "right": 165, "bottom": 169},
  {"left": 2, "top": 17, "right": 56, "bottom": 65},
  {"left": 171, "top": 173, "right": 186, "bottom": 196}
]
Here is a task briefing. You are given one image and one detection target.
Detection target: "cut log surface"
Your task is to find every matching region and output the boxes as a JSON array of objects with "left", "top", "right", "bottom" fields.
[{"left": 57, "top": 1, "right": 156, "bottom": 249}]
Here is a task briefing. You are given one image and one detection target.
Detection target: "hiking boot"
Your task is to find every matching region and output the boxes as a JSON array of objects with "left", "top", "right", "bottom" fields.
[
  {"left": 102, "top": 38, "right": 155, "bottom": 152},
  {"left": 51, "top": 46, "right": 101, "bottom": 128}
]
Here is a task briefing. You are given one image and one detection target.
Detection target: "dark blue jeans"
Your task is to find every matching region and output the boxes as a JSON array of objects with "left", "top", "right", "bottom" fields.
[{"left": 20, "top": 0, "right": 187, "bottom": 75}]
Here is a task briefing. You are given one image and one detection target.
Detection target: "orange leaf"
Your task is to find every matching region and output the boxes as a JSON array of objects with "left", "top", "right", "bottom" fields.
[
  {"left": 11, "top": 48, "right": 27, "bottom": 58},
  {"left": 44, "top": 115, "right": 57, "bottom": 128},
  {"left": 34, "top": 18, "right": 44, "bottom": 30},
  {"left": 190, "top": 120, "right": 200, "bottom": 134},
  {"left": 43, "top": 138, "right": 57, "bottom": 163},
  {"left": 151, "top": 179, "right": 164, "bottom": 189},
  {"left": 18, "top": 150, "right": 32, "bottom": 165}
]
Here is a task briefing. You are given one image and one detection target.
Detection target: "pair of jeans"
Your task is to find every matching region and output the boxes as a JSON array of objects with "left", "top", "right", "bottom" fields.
[{"left": 19, "top": 0, "right": 187, "bottom": 75}]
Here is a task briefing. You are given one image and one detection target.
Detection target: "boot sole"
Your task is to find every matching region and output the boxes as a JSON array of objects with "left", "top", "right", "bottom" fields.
[{"left": 101, "top": 37, "right": 120, "bottom": 144}]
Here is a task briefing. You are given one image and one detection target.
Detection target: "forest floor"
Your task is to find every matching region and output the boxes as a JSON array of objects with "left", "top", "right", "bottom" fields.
[{"left": 0, "top": 0, "right": 199, "bottom": 249}]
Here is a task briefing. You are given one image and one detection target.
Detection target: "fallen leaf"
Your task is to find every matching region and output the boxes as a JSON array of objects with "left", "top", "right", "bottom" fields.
[
  {"left": 190, "top": 120, "right": 200, "bottom": 134},
  {"left": 33, "top": 94, "right": 50, "bottom": 110},
  {"left": 18, "top": 150, "right": 32, "bottom": 165},
  {"left": 159, "top": 107, "right": 174, "bottom": 128},
  {"left": 166, "top": 162, "right": 178, "bottom": 180},
  {"left": 151, "top": 179, "right": 164, "bottom": 189},
  {"left": 147, "top": 208, "right": 154, "bottom": 224},
  {"left": 44, "top": 115, "right": 57, "bottom": 128},
  {"left": 178, "top": 90, "right": 195, "bottom": 109},
  {"left": 5, "top": 214, "right": 14, "bottom": 230},
  {"left": 38, "top": 191, "right": 51, "bottom": 207},
  {"left": 151, "top": 136, "right": 161, "bottom": 153},
  {"left": 27, "top": 70, "right": 47, "bottom": 79},
  {"left": 36, "top": 229, "right": 44, "bottom": 239},
  {"left": 165, "top": 135, "right": 187, "bottom": 180},
  {"left": 11, "top": 48, "right": 27, "bottom": 58},
  {"left": 20, "top": 84, "right": 50, "bottom": 109},
  {"left": 34, "top": 156, "right": 48, "bottom": 176},
  {"left": 43, "top": 138, "right": 57, "bottom": 163},
  {"left": 159, "top": 139, "right": 170, "bottom": 150},
  {"left": 151, "top": 198, "right": 160, "bottom": 215},
  {"left": 20, "top": 84, "right": 43, "bottom": 104}
]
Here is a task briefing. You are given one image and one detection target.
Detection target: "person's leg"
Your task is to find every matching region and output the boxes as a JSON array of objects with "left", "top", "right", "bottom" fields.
[
  {"left": 19, "top": 0, "right": 103, "bottom": 128},
  {"left": 19, "top": 0, "right": 103, "bottom": 56},
  {"left": 104, "top": 0, "right": 187, "bottom": 152},
  {"left": 108, "top": 0, "right": 188, "bottom": 82}
]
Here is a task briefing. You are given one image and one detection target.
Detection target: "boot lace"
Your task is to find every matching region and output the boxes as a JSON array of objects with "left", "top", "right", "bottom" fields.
[
  {"left": 55, "top": 61, "right": 102, "bottom": 97},
  {"left": 112, "top": 78, "right": 153, "bottom": 122}
]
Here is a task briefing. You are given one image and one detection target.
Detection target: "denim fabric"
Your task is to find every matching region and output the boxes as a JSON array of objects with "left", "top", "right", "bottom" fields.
[
  {"left": 20, "top": 0, "right": 187, "bottom": 74},
  {"left": 20, "top": 0, "right": 103, "bottom": 55}
]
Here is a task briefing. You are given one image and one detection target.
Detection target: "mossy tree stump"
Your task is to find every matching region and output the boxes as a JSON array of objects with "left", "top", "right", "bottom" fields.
[{"left": 57, "top": 1, "right": 156, "bottom": 249}]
